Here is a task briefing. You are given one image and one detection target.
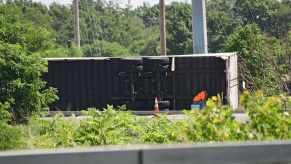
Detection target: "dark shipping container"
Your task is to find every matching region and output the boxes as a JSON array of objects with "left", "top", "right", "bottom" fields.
[{"left": 45, "top": 53, "right": 238, "bottom": 111}]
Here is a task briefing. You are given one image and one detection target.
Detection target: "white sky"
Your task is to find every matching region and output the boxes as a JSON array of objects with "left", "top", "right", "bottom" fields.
[{"left": 32, "top": 0, "right": 190, "bottom": 7}]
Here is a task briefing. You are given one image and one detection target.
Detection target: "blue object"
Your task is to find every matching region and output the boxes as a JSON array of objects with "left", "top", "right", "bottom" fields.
[
  {"left": 191, "top": 104, "right": 201, "bottom": 110},
  {"left": 191, "top": 101, "right": 205, "bottom": 110}
]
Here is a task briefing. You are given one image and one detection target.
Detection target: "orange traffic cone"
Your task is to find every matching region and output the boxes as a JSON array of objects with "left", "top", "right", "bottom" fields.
[{"left": 153, "top": 97, "right": 160, "bottom": 115}]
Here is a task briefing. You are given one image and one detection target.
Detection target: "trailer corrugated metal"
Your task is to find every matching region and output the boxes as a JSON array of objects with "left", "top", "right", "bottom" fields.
[{"left": 45, "top": 53, "right": 238, "bottom": 111}]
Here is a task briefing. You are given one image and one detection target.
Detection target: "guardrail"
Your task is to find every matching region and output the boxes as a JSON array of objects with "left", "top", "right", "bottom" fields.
[{"left": 0, "top": 141, "right": 291, "bottom": 164}]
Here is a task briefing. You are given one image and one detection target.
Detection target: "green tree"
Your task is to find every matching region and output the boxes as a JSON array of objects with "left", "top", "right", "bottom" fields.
[
  {"left": 269, "top": 1, "right": 291, "bottom": 39},
  {"left": 233, "top": 0, "right": 280, "bottom": 32},
  {"left": 0, "top": 2, "right": 59, "bottom": 54},
  {"left": 135, "top": 4, "right": 159, "bottom": 28},
  {"left": 166, "top": 2, "right": 193, "bottom": 55},
  {"left": 78, "top": 0, "right": 158, "bottom": 56},
  {"left": 83, "top": 40, "right": 130, "bottom": 57},
  {"left": 207, "top": 0, "right": 240, "bottom": 52},
  {"left": 223, "top": 24, "right": 283, "bottom": 94},
  {"left": 49, "top": 3, "right": 74, "bottom": 47},
  {"left": 0, "top": 42, "right": 58, "bottom": 122}
]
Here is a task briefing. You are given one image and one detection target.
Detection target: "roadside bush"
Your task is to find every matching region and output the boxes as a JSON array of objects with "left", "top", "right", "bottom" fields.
[
  {"left": 1, "top": 91, "right": 291, "bottom": 151},
  {"left": 184, "top": 100, "right": 250, "bottom": 142},
  {"left": 0, "top": 42, "right": 58, "bottom": 122},
  {"left": 0, "top": 122, "right": 24, "bottom": 150},
  {"left": 75, "top": 106, "right": 140, "bottom": 145},
  {"left": 28, "top": 114, "right": 77, "bottom": 149},
  {"left": 0, "top": 102, "right": 11, "bottom": 123},
  {"left": 241, "top": 91, "right": 291, "bottom": 140},
  {"left": 0, "top": 102, "right": 24, "bottom": 150},
  {"left": 140, "top": 116, "right": 187, "bottom": 144}
]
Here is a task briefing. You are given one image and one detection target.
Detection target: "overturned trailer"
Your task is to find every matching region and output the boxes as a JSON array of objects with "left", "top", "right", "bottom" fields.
[{"left": 45, "top": 53, "right": 238, "bottom": 111}]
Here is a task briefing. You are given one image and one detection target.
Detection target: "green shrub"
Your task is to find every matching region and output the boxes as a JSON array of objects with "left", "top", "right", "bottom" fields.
[
  {"left": 75, "top": 106, "right": 140, "bottom": 146},
  {"left": 28, "top": 114, "right": 77, "bottom": 149},
  {"left": 184, "top": 100, "right": 250, "bottom": 142},
  {"left": 0, "top": 102, "right": 24, "bottom": 150},
  {"left": 241, "top": 91, "right": 291, "bottom": 140},
  {"left": 0, "top": 123, "right": 24, "bottom": 150},
  {"left": 0, "top": 102, "right": 11, "bottom": 123},
  {"left": 1, "top": 91, "right": 291, "bottom": 151},
  {"left": 0, "top": 42, "right": 58, "bottom": 122},
  {"left": 140, "top": 116, "right": 187, "bottom": 144}
]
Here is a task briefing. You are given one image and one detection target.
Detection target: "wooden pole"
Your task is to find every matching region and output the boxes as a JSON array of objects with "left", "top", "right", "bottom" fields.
[
  {"left": 73, "top": 0, "right": 80, "bottom": 48},
  {"left": 159, "top": 0, "right": 167, "bottom": 56}
]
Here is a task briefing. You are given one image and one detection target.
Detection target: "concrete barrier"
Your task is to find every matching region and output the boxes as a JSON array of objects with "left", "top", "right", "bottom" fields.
[{"left": 0, "top": 141, "right": 291, "bottom": 164}]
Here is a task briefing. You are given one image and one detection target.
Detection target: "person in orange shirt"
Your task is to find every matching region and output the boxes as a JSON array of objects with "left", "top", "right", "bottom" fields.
[
  {"left": 193, "top": 91, "right": 207, "bottom": 102},
  {"left": 192, "top": 91, "right": 208, "bottom": 109}
]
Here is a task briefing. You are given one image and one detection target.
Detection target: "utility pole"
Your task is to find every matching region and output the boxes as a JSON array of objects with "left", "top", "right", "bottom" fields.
[
  {"left": 127, "top": 0, "right": 132, "bottom": 9},
  {"left": 192, "top": 0, "right": 208, "bottom": 54},
  {"left": 159, "top": 0, "right": 167, "bottom": 56},
  {"left": 73, "top": 0, "right": 80, "bottom": 48}
]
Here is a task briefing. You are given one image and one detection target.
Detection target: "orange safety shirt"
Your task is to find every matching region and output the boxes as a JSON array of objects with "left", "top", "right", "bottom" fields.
[{"left": 193, "top": 91, "right": 207, "bottom": 102}]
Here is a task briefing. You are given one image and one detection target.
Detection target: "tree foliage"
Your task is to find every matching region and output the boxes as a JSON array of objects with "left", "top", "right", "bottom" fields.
[
  {"left": 0, "top": 42, "right": 58, "bottom": 122},
  {"left": 166, "top": 3, "right": 193, "bottom": 55},
  {"left": 0, "top": 101, "right": 24, "bottom": 150},
  {"left": 223, "top": 24, "right": 283, "bottom": 94}
]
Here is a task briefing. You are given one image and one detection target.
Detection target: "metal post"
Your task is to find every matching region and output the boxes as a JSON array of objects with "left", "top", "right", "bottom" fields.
[
  {"left": 192, "top": 0, "right": 208, "bottom": 54},
  {"left": 73, "top": 0, "right": 80, "bottom": 48},
  {"left": 160, "top": 0, "right": 167, "bottom": 56}
]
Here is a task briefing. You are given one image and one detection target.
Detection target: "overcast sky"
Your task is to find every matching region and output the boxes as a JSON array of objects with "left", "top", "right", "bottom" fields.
[{"left": 32, "top": 0, "right": 190, "bottom": 7}]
